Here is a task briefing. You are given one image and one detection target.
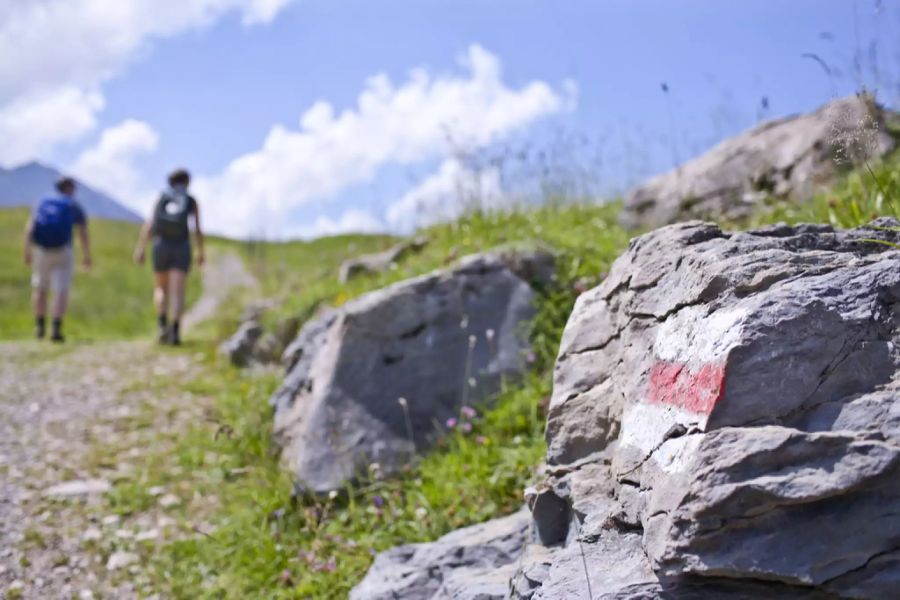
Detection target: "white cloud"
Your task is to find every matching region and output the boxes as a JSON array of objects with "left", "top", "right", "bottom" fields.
[
  {"left": 288, "top": 209, "right": 385, "bottom": 240},
  {"left": 70, "top": 119, "right": 160, "bottom": 212},
  {"left": 386, "top": 158, "right": 504, "bottom": 232},
  {"left": 0, "top": 0, "right": 295, "bottom": 167},
  {"left": 0, "top": 87, "right": 104, "bottom": 165},
  {"left": 196, "top": 45, "right": 573, "bottom": 237}
]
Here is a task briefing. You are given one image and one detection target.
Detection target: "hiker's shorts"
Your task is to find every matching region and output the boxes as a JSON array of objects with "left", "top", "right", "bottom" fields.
[
  {"left": 31, "top": 245, "right": 74, "bottom": 293},
  {"left": 152, "top": 238, "right": 192, "bottom": 273}
]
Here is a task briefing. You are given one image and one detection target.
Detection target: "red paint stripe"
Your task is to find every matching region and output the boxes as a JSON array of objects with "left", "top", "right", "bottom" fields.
[{"left": 647, "top": 361, "right": 725, "bottom": 415}]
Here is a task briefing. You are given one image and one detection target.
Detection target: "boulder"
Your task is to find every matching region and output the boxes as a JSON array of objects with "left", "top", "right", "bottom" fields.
[
  {"left": 271, "top": 249, "right": 554, "bottom": 493},
  {"left": 621, "top": 95, "right": 897, "bottom": 229},
  {"left": 356, "top": 219, "right": 900, "bottom": 598},
  {"left": 515, "top": 218, "right": 900, "bottom": 598},
  {"left": 219, "top": 317, "right": 264, "bottom": 367},
  {"left": 350, "top": 509, "right": 530, "bottom": 600},
  {"left": 339, "top": 236, "right": 429, "bottom": 283}
]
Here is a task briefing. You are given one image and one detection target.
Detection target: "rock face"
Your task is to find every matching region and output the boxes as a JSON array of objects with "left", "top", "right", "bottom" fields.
[
  {"left": 339, "top": 236, "right": 429, "bottom": 283},
  {"left": 621, "top": 95, "right": 897, "bottom": 229},
  {"left": 522, "top": 218, "right": 900, "bottom": 598},
  {"left": 355, "top": 219, "right": 900, "bottom": 598},
  {"left": 271, "top": 249, "right": 554, "bottom": 493},
  {"left": 351, "top": 510, "right": 530, "bottom": 600}
]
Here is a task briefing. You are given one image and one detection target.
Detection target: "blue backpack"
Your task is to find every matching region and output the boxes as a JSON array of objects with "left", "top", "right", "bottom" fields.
[{"left": 32, "top": 197, "right": 75, "bottom": 248}]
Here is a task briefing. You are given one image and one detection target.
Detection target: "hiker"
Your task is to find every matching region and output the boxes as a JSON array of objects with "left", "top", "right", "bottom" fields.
[
  {"left": 133, "top": 169, "right": 205, "bottom": 345},
  {"left": 24, "top": 177, "right": 92, "bottom": 342}
]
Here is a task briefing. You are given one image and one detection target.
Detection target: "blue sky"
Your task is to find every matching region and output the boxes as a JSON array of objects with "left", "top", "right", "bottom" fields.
[{"left": 2, "top": 0, "right": 897, "bottom": 238}]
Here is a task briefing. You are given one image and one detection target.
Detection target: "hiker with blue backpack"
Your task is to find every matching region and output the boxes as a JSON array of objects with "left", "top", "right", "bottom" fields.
[
  {"left": 133, "top": 169, "right": 205, "bottom": 346},
  {"left": 24, "top": 177, "right": 92, "bottom": 342}
]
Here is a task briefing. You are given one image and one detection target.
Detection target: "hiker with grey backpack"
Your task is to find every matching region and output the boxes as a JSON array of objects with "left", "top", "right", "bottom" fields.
[
  {"left": 24, "top": 177, "right": 92, "bottom": 342},
  {"left": 133, "top": 169, "right": 205, "bottom": 345}
]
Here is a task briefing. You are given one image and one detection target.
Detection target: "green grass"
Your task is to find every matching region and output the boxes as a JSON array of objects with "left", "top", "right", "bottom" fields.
[
  {"left": 0, "top": 208, "right": 199, "bottom": 340},
  {"left": 117, "top": 203, "right": 630, "bottom": 598},
  {"left": 10, "top": 147, "right": 900, "bottom": 598},
  {"left": 746, "top": 152, "right": 900, "bottom": 229}
]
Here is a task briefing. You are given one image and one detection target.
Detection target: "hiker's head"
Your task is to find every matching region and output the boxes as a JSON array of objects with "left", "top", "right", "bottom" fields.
[
  {"left": 168, "top": 169, "right": 191, "bottom": 191},
  {"left": 55, "top": 177, "right": 76, "bottom": 197}
]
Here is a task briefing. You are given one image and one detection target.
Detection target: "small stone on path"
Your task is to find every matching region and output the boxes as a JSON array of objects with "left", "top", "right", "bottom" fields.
[{"left": 43, "top": 479, "right": 111, "bottom": 498}]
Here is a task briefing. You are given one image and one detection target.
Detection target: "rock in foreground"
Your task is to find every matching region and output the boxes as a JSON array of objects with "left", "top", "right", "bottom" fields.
[
  {"left": 271, "top": 249, "right": 554, "bottom": 493},
  {"left": 356, "top": 219, "right": 900, "bottom": 598},
  {"left": 621, "top": 95, "right": 897, "bottom": 228}
]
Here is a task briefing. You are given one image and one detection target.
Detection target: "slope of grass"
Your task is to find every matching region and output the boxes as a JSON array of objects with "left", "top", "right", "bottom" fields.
[
  {"left": 748, "top": 152, "right": 900, "bottom": 228},
  {"left": 131, "top": 203, "right": 630, "bottom": 598}
]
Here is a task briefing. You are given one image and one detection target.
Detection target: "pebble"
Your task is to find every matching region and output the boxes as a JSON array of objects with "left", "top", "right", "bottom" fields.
[
  {"left": 158, "top": 494, "right": 181, "bottom": 508},
  {"left": 43, "top": 479, "right": 111, "bottom": 498},
  {"left": 106, "top": 551, "right": 139, "bottom": 571}
]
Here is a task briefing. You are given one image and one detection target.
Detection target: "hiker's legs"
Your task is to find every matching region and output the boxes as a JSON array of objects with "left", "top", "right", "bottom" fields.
[
  {"left": 52, "top": 290, "right": 69, "bottom": 319},
  {"left": 154, "top": 271, "right": 170, "bottom": 317},
  {"left": 168, "top": 269, "right": 187, "bottom": 321},
  {"left": 32, "top": 288, "right": 48, "bottom": 318},
  {"left": 168, "top": 269, "right": 187, "bottom": 345}
]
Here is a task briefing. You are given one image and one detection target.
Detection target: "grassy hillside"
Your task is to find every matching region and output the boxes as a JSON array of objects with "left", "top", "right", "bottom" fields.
[
  {"left": 142, "top": 156, "right": 900, "bottom": 597},
  {"left": 6, "top": 150, "right": 899, "bottom": 597}
]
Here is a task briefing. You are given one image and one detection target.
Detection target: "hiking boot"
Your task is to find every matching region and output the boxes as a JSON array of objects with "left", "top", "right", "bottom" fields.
[
  {"left": 157, "top": 325, "right": 170, "bottom": 345},
  {"left": 50, "top": 332, "right": 65, "bottom": 343},
  {"left": 36, "top": 324, "right": 45, "bottom": 340},
  {"left": 169, "top": 328, "right": 182, "bottom": 346}
]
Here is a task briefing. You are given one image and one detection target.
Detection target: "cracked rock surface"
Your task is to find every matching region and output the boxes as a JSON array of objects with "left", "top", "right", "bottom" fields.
[
  {"left": 621, "top": 95, "right": 897, "bottom": 229},
  {"left": 520, "top": 218, "right": 900, "bottom": 598},
  {"left": 271, "top": 249, "right": 554, "bottom": 494}
]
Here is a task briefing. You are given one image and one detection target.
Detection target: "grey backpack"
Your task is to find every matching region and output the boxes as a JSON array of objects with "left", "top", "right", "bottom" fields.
[{"left": 153, "top": 190, "right": 191, "bottom": 241}]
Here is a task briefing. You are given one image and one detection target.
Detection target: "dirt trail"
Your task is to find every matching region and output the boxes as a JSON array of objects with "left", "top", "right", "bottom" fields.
[
  {"left": 182, "top": 250, "right": 258, "bottom": 331},
  {"left": 0, "top": 252, "right": 256, "bottom": 599}
]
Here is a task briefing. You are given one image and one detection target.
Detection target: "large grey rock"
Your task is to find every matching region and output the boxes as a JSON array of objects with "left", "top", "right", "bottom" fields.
[
  {"left": 350, "top": 510, "right": 530, "bottom": 600},
  {"left": 272, "top": 250, "right": 553, "bottom": 493},
  {"left": 621, "top": 95, "right": 897, "bottom": 228},
  {"left": 339, "top": 236, "right": 429, "bottom": 283},
  {"left": 513, "top": 218, "right": 900, "bottom": 598}
]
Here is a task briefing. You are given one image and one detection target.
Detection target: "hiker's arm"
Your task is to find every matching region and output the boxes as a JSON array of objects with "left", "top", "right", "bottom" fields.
[
  {"left": 23, "top": 216, "right": 33, "bottom": 265},
  {"left": 193, "top": 204, "right": 205, "bottom": 266},
  {"left": 133, "top": 218, "right": 153, "bottom": 264},
  {"left": 77, "top": 223, "right": 92, "bottom": 269}
]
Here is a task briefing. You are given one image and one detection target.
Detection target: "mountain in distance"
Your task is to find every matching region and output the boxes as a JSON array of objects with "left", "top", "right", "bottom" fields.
[{"left": 0, "top": 161, "right": 142, "bottom": 222}]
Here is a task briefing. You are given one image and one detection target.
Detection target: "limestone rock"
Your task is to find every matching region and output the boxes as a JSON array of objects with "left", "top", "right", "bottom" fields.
[
  {"left": 339, "top": 236, "right": 429, "bottom": 283},
  {"left": 273, "top": 250, "right": 553, "bottom": 493},
  {"left": 621, "top": 95, "right": 897, "bottom": 228},
  {"left": 515, "top": 218, "right": 900, "bottom": 598},
  {"left": 350, "top": 510, "right": 530, "bottom": 600}
]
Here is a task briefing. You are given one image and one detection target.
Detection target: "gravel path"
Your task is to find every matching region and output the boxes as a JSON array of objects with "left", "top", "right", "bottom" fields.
[{"left": 0, "top": 252, "right": 257, "bottom": 599}]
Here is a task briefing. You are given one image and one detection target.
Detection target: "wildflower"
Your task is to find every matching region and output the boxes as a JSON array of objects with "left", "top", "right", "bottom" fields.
[
  {"left": 372, "top": 495, "right": 385, "bottom": 508},
  {"left": 526, "top": 351, "right": 537, "bottom": 365},
  {"left": 397, "top": 397, "right": 407, "bottom": 407},
  {"left": 415, "top": 506, "right": 428, "bottom": 519},
  {"left": 446, "top": 417, "right": 457, "bottom": 429},
  {"left": 485, "top": 328, "right": 495, "bottom": 342},
  {"left": 461, "top": 405, "right": 477, "bottom": 419},
  {"left": 328, "top": 490, "right": 338, "bottom": 500},
  {"left": 460, "top": 315, "right": 469, "bottom": 329},
  {"left": 476, "top": 435, "right": 489, "bottom": 446},
  {"left": 468, "top": 377, "right": 477, "bottom": 388},
  {"left": 461, "top": 422, "right": 473, "bottom": 434},
  {"left": 468, "top": 334, "right": 477, "bottom": 349}
]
